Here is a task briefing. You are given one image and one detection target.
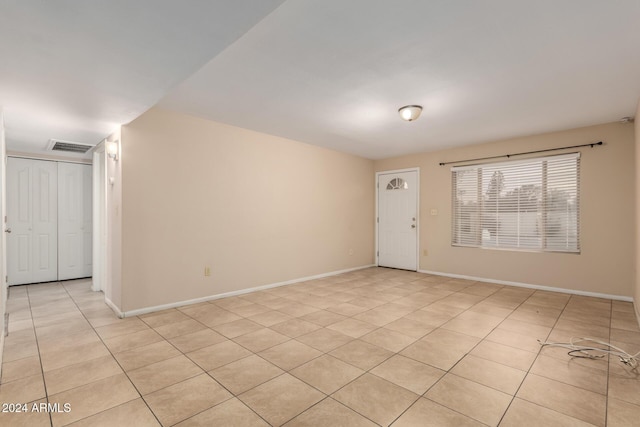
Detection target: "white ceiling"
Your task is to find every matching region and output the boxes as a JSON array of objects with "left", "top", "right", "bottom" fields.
[
  {"left": 0, "top": 0, "right": 284, "bottom": 157},
  {"left": 2, "top": 1, "right": 640, "bottom": 160}
]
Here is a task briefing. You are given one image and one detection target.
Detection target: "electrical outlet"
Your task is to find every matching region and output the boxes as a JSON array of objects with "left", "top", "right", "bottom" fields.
[
  {"left": 204, "top": 267, "right": 211, "bottom": 277},
  {"left": 423, "top": 249, "right": 428, "bottom": 256},
  {"left": 348, "top": 248, "right": 354, "bottom": 256}
]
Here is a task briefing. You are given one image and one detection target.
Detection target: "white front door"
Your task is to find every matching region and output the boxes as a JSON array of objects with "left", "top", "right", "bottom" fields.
[
  {"left": 7, "top": 158, "right": 58, "bottom": 285},
  {"left": 58, "top": 162, "right": 93, "bottom": 280},
  {"left": 378, "top": 170, "right": 418, "bottom": 271}
]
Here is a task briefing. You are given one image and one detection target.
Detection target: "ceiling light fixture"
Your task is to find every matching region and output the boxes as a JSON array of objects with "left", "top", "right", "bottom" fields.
[{"left": 398, "top": 105, "right": 422, "bottom": 122}]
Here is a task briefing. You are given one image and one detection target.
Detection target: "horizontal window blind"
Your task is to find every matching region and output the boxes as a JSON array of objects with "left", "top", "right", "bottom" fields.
[{"left": 451, "top": 153, "right": 580, "bottom": 253}]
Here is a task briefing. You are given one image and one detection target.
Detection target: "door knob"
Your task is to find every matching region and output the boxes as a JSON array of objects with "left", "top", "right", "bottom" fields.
[{"left": 4, "top": 228, "right": 11, "bottom": 233}]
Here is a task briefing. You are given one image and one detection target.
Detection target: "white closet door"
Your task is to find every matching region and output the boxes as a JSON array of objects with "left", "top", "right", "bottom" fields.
[
  {"left": 58, "top": 163, "right": 92, "bottom": 280},
  {"left": 7, "top": 158, "right": 58, "bottom": 285}
]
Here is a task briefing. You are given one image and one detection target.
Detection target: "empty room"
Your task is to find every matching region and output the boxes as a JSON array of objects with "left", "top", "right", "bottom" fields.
[{"left": 1, "top": 1, "right": 640, "bottom": 426}]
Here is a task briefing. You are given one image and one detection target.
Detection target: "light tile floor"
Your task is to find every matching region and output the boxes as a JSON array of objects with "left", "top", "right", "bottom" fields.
[{"left": 1, "top": 268, "right": 640, "bottom": 426}]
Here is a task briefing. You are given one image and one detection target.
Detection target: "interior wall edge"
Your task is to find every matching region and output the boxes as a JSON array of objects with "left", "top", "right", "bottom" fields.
[
  {"left": 120, "top": 264, "right": 375, "bottom": 317},
  {"left": 419, "top": 269, "right": 634, "bottom": 302}
]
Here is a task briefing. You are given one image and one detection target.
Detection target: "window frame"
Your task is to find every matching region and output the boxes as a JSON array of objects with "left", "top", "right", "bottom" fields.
[{"left": 450, "top": 152, "right": 581, "bottom": 254}]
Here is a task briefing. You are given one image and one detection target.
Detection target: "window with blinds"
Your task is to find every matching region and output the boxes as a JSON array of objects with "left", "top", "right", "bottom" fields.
[{"left": 451, "top": 153, "right": 580, "bottom": 253}]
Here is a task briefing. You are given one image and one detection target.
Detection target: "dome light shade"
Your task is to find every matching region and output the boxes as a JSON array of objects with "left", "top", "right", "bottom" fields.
[{"left": 398, "top": 105, "right": 422, "bottom": 121}]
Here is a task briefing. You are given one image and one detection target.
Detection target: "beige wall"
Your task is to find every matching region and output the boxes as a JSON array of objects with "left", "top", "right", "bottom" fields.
[
  {"left": 119, "top": 108, "right": 374, "bottom": 312},
  {"left": 375, "top": 122, "right": 635, "bottom": 298}
]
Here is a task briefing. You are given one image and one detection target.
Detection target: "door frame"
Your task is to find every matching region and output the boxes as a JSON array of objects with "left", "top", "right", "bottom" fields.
[
  {"left": 375, "top": 167, "right": 420, "bottom": 270},
  {"left": 92, "top": 144, "right": 107, "bottom": 293}
]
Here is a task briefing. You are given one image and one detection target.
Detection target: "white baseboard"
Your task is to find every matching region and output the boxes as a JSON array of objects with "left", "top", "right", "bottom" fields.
[
  {"left": 121, "top": 264, "right": 376, "bottom": 318},
  {"left": 104, "top": 297, "right": 124, "bottom": 319},
  {"left": 418, "top": 269, "right": 634, "bottom": 302}
]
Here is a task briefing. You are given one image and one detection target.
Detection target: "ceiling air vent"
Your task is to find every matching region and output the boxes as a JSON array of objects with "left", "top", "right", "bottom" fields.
[{"left": 48, "top": 139, "right": 93, "bottom": 154}]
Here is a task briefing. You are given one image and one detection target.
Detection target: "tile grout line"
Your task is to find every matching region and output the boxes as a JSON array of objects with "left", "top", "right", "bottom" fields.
[{"left": 57, "top": 280, "right": 164, "bottom": 427}]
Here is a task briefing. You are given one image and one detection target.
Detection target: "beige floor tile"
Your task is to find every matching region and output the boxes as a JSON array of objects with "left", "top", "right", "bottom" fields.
[
  {"left": 49, "top": 373, "right": 139, "bottom": 426},
  {"left": 466, "top": 302, "right": 514, "bottom": 319},
  {"left": 559, "top": 311, "right": 610, "bottom": 329},
  {"left": 68, "top": 398, "right": 160, "bottom": 427},
  {"left": 326, "top": 318, "right": 377, "bottom": 338},
  {"left": 526, "top": 292, "right": 570, "bottom": 310},
  {"left": 516, "top": 374, "right": 606, "bottom": 426},
  {"left": 102, "top": 329, "right": 165, "bottom": 354},
  {"left": 234, "top": 328, "right": 290, "bottom": 352},
  {"left": 404, "top": 309, "right": 453, "bottom": 328},
  {"left": 299, "top": 310, "right": 346, "bottom": 326},
  {"left": 212, "top": 319, "right": 263, "bottom": 338},
  {"left": 608, "top": 363, "right": 640, "bottom": 406},
  {"left": 607, "top": 398, "right": 640, "bottom": 427},
  {"left": 500, "top": 398, "right": 596, "bottom": 427},
  {"left": 291, "top": 355, "right": 363, "bottom": 394},
  {"left": 2, "top": 339, "right": 39, "bottom": 362},
  {"left": 271, "top": 318, "right": 322, "bottom": 338},
  {"left": 37, "top": 328, "right": 99, "bottom": 354},
  {"left": 84, "top": 308, "right": 122, "bottom": 328},
  {"left": 441, "top": 311, "right": 503, "bottom": 338},
  {"left": 611, "top": 315, "right": 640, "bottom": 332},
  {"left": 1, "top": 355, "right": 42, "bottom": 383},
  {"left": 361, "top": 328, "right": 416, "bottom": 353},
  {"left": 383, "top": 317, "right": 434, "bottom": 338},
  {"left": 186, "top": 340, "right": 252, "bottom": 371},
  {"left": 175, "top": 397, "right": 269, "bottom": 427},
  {"left": 551, "top": 319, "right": 610, "bottom": 341},
  {"left": 168, "top": 328, "right": 227, "bottom": 353},
  {"left": 248, "top": 310, "right": 293, "bottom": 327},
  {"left": 239, "top": 373, "right": 324, "bottom": 426},
  {"left": 498, "top": 318, "right": 552, "bottom": 338},
  {"left": 114, "top": 340, "right": 182, "bottom": 371},
  {"left": 0, "top": 373, "right": 46, "bottom": 405},
  {"left": 94, "top": 318, "right": 150, "bottom": 340},
  {"left": 259, "top": 340, "right": 322, "bottom": 370},
  {"left": 371, "top": 354, "right": 444, "bottom": 395},
  {"left": 296, "top": 328, "right": 353, "bottom": 353},
  {"left": 392, "top": 398, "right": 485, "bottom": 427},
  {"left": 401, "top": 329, "right": 480, "bottom": 371},
  {"left": 470, "top": 340, "right": 537, "bottom": 371},
  {"left": 352, "top": 308, "right": 404, "bottom": 327},
  {"left": 224, "top": 302, "right": 271, "bottom": 318},
  {"left": 214, "top": 297, "right": 253, "bottom": 310},
  {"left": 507, "top": 305, "right": 561, "bottom": 327},
  {"left": 485, "top": 328, "right": 542, "bottom": 353},
  {"left": 426, "top": 374, "right": 511, "bottom": 426},
  {"left": 610, "top": 327, "right": 640, "bottom": 345},
  {"left": 139, "top": 309, "right": 191, "bottom": 328},
  {"left": 209, "top": 354, "right": 283, "bottom": 394},
  {"left": 44, "top": 355, "right": 122, "bottom": 395},
  {"left": 128, "top": 355, "right": 203, "bottom": 395},
  {"left": 278, "top": 303, "right": 321, "bottom": 317},
  {"left": 332, "top": 373, "right": 418, "bottom": 426},
  {"left": 192, "top": 308, "right": 242, "bottom": 328},
  {"left": 0, "top": 398, "right": 51, "bottom": 427},
  {"left": 40, "top": 340, "right": 111, "bottom": 372},
  {"left": 329, "top": 339, "right": 394, "bottom": 370},
  {"left": 451, "top": 355, "right": 525, "bottom": 395},
  {"left": 349, "top": 296, "right": 388, "bottom": 309},
  {"left": 284, "top": 397, "right": 377, "bottom": 427},
  {"left": 144, "top": 374, "right": 232, "bottom": 426},
  {"left": 153, "top": 318, "right": 207, "bottom": 339},
  {"left": 530, "top": 354, "right": 607, "bottom": 394}
]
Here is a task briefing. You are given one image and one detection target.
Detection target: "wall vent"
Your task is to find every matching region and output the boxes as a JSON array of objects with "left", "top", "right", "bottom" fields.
[{"left": 47, "top": 139, "right": 93, "bottom": 154}]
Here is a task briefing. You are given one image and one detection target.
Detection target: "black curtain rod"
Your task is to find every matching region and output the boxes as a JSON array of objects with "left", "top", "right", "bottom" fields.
[{"left": 438, "top": 141, "right": 603, "bottom": 166}]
